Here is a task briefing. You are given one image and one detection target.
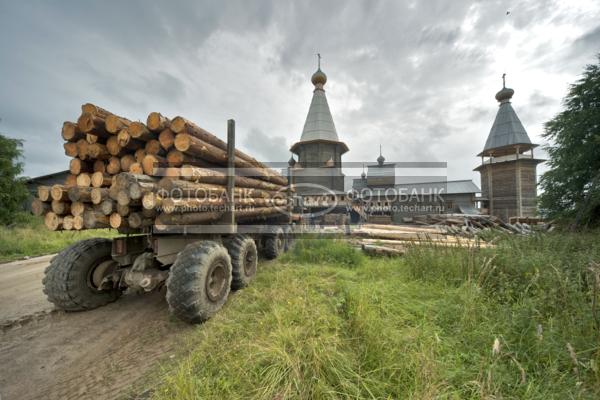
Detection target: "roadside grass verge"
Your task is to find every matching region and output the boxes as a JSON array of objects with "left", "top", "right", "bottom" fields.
[
  {"left": 152, "top": 233, "right": 600, "bottom": 399},
  {"left": 0, "top": 213, "right": 116, "bottom": 263}
]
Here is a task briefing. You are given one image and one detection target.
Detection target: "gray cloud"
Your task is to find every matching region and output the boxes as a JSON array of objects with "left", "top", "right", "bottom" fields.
[
  {"left": 0, "top": 0, "right": 598, "bottom": 187},
  {"left": 242, "top": 128, "right": 289, "bottom": 163}
]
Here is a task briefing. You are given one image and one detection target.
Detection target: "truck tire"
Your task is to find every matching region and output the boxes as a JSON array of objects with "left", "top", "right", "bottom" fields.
[
  {"left": 42, "top": 238, "right": 121, "bottom": 311},
  {"left": 263, "top": 227, "right": 284, "bottom": 260},
  {"left": 166, "top": 241, "right": 232, "bottom": 323},
  {"left": 224, "top": 235, "right": 257, "bottom": 290}
]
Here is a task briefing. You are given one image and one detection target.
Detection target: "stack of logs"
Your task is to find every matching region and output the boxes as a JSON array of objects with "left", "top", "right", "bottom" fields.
[
  {"left": 411, "top": 214, "right": 545, "bottom": 235},
  {"left": 31, "top": 104, "right": 290, "bottom": 232}
]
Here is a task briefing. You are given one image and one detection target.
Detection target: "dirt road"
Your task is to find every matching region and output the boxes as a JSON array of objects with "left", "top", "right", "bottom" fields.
[{"left": 0, "top": 255, "right": 194, "bottom": 400}]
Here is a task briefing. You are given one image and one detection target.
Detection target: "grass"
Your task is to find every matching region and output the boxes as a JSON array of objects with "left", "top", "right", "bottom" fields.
[
  {"left": 147, "top": 232, "right": 600, "bottom": 399},
  {"left": 0, "top": 213, "right": 116, "bottom": 263}
]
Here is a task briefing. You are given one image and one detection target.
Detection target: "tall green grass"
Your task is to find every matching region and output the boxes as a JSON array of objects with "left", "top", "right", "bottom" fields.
[
  {"left": 0, "top": 213, "right": 116, "bottom": 263},
  {"left": 152, "top": 232, "right": 600, "bottom": 399}
]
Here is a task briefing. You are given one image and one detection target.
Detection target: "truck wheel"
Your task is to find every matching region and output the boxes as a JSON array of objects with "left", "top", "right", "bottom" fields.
[
  {"left": 263, "top": 227, "right": 284, "bottom": 260},
  {"left": 42, "top": 238, "right": 121, "bottom": 311},
  {"left": 166, "top": 241, "right": 232, "bottom": 323},
  {"left": 224, "top": 235, "right": 257, "bottom": 290}
]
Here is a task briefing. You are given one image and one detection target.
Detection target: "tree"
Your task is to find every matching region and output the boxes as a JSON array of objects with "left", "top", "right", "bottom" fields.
[
  {"left": 539, "top": 55, "right": 600, "bottom": 227},
  {"left": 0, "top": 132, "right": 29, "bottom": 225}
]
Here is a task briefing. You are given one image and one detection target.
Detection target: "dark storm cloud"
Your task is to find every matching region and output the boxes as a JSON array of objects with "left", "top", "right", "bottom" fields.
[
  {"left": 242, "top": 128, "right": 288, "bottom": 163},
  {"left": 0, "top": 0, "right": 598, "bottom": 183}
]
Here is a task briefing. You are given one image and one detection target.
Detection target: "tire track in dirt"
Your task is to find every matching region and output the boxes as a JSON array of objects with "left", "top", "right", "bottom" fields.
[{"left": 0, "top": 256, "right": 195, "bottom": 400}]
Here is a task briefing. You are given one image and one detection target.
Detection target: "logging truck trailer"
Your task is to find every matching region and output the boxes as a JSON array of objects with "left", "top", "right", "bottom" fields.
[{"left": 42, "top": 120, "right": 295, "bottom": 323}]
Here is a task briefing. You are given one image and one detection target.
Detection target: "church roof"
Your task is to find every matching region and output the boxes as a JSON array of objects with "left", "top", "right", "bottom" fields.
[
  {"left": 479, "top": 80, "right": 536, "bottom": 157},
  {"left": 300, "top": 73, "right": 339, "bottom": 142}
]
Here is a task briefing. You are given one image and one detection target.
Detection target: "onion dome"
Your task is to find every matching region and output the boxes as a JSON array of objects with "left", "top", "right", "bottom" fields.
[
  {"left": 361, "top": 171, "right": 366, "bottom": 179},
  {"left": 495, "top": 86, "right": 514, "bottom": 102},
  {"left": 377, "top": 144, "right": 385, "bottom": 166},
  {"left": 325, "top": 157, "right": 334, "bottom": 167},
  {"left": 311, "top": 68, "right": 327, "bottom": 86},
  {"left": 495, "top": 73, "right": 514, "bottom": 103},
  {"left": 288, "top": 155, "right": 296, "bottom": 167}
]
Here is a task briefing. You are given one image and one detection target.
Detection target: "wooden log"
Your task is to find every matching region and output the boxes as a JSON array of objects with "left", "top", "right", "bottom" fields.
[
  {"left": 107, "top": 156, "right": 121, "bottom": 175},
  {"left": 73, "top": 215, "right": 84, "bottom": 230},
  {"left": 173, "top": 133, "right": 229, "bottom": 165},
  {"left": 147, "top": 112, "right": 170, "bottom": 132},
  {"left": 88, "top": 143, "right": 110, "bottom": 160},
  {"left": 70, "top": 158, "right": 92, "bottom": 175},
  {"left": 166, "top": 150, "right": 198, "bottom": 167},
  {"left": 106, "top": 136, "right": 123, "bottom": 156},
  {"left": 68, "top": 186, "right": 93, "bottom": 203},
  {"left": 174, "top": 133, "right": 286, "bottom": 185},
  {"left": 90, "top": 187, "right": 109, "bottom": 204},
  {"left": 93, "top": 160, "right": 106, "bottom": 173},
  {"left": 31, "top": 198, "right": 50, "bottom": 216},
  {"left": 62, "top": 215, "right": 74, "bottom": 231},
  {"left": 116, "top": 203, "right": 130, "bottom": 216},
  {"left": 157, "top": 178, "right": 278, "bottom": 199},
  {"left": 145, "top": 139, "right": 162, "bottom": 156},
  {"left": 86, "top": 133, "right": 99, "bottom": 144},
  {"left": 142, "top": 154, "right": 166, "bottom": 175},
  {"left": 105, "top": 114, "right": 132, "bottom": 134},
  {"left": 76, "top": 139, "right": 89, "bottom": 160},
  {"left": 129, "top": 162, "right": 144, "bottom": 174},
  {"left": 142, "top": 192, "right": 161, "bottom": 210},
  {"left": 50, "top": 185, "right": 69, "bottom": 201},
  {"left": 119, "top": 154, "right": 136, "bottom": 172},
  {"left": 51, "top": 200, "right": 71, "bottom": 215},
  {"left": 62, "top": 121, "right": 84, "bottom": 142},
  {"left": 170, "top": 116, "right": 286, "bottom": 184},
  {"left": 76, "top": 173, "right": 92, "bottom": 187},
  {"left": 38, "top": 186, "right": 51, "bottom": 202},
  {"left": 129, "top": 181, "right": 155, "bottom": 200},
  {"left": 109, "top": 213, "right": 127, "bottom": 229},
  {"left": 83, "top": 210, "right": 110, "bottom": 229},
  {"left": 179, "top": 164, "right": 284, "bottom": 191},
  {"left": 361, "top": 244, "right": 405, "bottom": 257},
  {"left": 112, "top": 172, "right": 156, "bottom": 189},
  {"left": 44, "top": 212, "right": 63, "bottom": 231},
  {"left": 116, "top": 189, "right": 131, "bottom": 206},
  {"left": 158, "top": 128, "right": 175, "bottom": 150},
  {"left": 128, "top": 212, "right": 153, "bottom": 229},
  {"left": 154, "top": 207, "right": 281, "bottom": 229},
  {"left": 128, "top": 122, "right": 154, "bottom": 141},
  {"left": 98, "top": 199, "right": 115, "bottom": 215},
  {"left": 65, "top": 174, "right": 78, "bottom": 187},
  {"left": 160, "top": 197, "right": 287, "bottom": 214},
  {"left": 77, "top": 112, "right": 109, "bottom": 137},
  {"left": 91, "top": 172, "right": 112, "bottom": 188},
  {"left": 116, "top": 129, "right": 145, "bottom": 149},
  {"left": 134, "top": 148, "right": 146, "bottom": 163},
  {"left": 71, "top": 201, "right": 88, "bottom": 217},
  {"left": 81, "top": 103, "right": 110, "bottom": 118},
  {"left": 64, "top": 142, "right": 79, "bottom": 157}
]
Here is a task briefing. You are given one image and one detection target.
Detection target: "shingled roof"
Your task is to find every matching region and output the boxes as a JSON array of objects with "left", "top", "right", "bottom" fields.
[
  {"left": 299, "top": 68, "right": 339, "bottom": 142},
  {"left": 479, "top": 83, "right": 536, "bottom": 157}
]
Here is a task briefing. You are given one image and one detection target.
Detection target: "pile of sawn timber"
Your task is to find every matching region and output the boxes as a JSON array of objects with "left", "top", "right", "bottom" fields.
[
  {"left": 411, "top": 214, "right": 549, "bottom": 236},
  {"left": 31, "top": 104, "right": 289, "bottom": 232}
]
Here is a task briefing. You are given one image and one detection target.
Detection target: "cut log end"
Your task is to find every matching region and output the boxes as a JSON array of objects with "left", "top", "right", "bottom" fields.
[
  {"left": 31, "top": 198, "right": 50, "bottom": 216},
  {"left": 147, "top": 112, "right": 170, "bottom": 132},
  {"left": 44, "top": 212, "right": 62, "bottom": 231},
  {"left": 170, "top": 116, "right": 187, "bottom": 133}
]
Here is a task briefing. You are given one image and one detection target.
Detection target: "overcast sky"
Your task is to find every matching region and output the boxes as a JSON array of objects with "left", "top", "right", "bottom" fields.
[{"left": 1, "top": 0, "right": 598, "bottom": 185}]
